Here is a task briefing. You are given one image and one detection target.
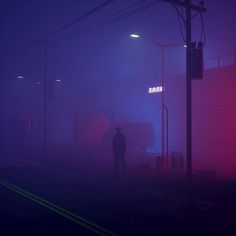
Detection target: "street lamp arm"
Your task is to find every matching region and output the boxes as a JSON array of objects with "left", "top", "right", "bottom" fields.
[
  {"left": 163, "top": 43, "right": 185, "bottom": 48},
  {"left": 130, "top": 34, "right": 184, "bottom": 48},
  {"left": 142, "top": 37, "right": 184, "bottom": 48},
  {"left": 143, "top": 37, "right": 165, "bottom": 48}
]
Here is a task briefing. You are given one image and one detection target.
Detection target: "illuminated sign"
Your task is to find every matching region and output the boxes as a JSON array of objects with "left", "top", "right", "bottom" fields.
[{"left": 148, "top": 86, "right": 163, "bottom": 94}]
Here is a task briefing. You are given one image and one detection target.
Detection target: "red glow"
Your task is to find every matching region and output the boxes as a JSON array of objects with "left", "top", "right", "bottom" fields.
[
  {"left": 83, "top": 113, "right": 111, "bottom": 145},
  {"left": 192, "top": 60, "right": 236, "bottom": 177}
]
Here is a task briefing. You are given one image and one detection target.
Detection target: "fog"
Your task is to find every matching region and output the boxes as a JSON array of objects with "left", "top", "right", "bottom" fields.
[{"left": 0, "top": 0, "right": 236, "bottom": 178}]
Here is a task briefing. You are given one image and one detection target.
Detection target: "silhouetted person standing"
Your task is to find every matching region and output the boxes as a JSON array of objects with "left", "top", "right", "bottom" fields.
[{"left": 112, "top": 127, "right": 126, "bottom": 173}]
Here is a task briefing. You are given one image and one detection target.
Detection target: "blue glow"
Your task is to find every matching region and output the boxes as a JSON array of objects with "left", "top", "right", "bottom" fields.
[{"left": 145, "top": 146, "right": 160, "bottom": 155}]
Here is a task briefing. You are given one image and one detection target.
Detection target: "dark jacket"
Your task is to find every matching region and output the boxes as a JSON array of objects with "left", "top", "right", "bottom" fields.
[{"left": 112, "top": 133, "right": 126, "bottom": 155}]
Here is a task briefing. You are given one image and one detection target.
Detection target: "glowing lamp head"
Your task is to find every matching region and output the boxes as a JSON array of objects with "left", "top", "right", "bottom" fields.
[{"left": 130, "top": 34, "right": 140, "bottom": 38}]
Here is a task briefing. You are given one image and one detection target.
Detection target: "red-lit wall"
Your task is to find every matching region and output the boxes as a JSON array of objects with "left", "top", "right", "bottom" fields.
[{"left": 167, "top": 55, "right": 236, "bottom": 177}]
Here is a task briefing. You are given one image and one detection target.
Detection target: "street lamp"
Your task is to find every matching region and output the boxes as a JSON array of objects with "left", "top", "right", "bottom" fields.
[
  {"left": 130, "top": 34, "right": 140, "bottom": 38},
  {"left": 130, "top": 33, "right": 185, "bottom": 171},
  {"left": 17, "top": 75, "right": 24, "bottom": 79}
]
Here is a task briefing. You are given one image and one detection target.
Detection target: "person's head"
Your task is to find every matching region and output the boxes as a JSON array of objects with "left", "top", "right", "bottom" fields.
[{"left": 116, "top": 127, "right": 121, "bottom": 133}]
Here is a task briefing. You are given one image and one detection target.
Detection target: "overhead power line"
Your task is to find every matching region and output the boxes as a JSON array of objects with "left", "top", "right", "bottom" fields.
[
  {"left": 41, "top": 0, "right": 116, "bottom": 41},
  {"left": 92, "top": 0, "right": 163, "bottom": 29},
  {"left": 91, "top": 0, "right": 148, "bottom": 25},
  {"left": 47, "top": 0, "right": 163, "bottom": 44}
]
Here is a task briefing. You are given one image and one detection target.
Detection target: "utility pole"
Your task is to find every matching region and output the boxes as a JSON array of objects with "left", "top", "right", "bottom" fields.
[
  {"left": 30, "top": 40, "right": 57, "bottom": 155},
  {"left": 185, "top": 0, "right": 192, "bottom": 181},
  {"left": 161, "top": 47, "right": 165, "bottom": 169},
  {"left": 43, "top": 41, "right": 48, "bottom": 154},
  {"left": 34, "top": 0, "right": 115, "bottom": 156},
  {"left": 162, "top": 0, "right": 206, "bottom": 181}
]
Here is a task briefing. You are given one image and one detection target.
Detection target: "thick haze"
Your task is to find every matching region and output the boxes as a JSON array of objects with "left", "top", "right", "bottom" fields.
[{"left": 0, "top": 0, "right": 236, "bottom": 176}]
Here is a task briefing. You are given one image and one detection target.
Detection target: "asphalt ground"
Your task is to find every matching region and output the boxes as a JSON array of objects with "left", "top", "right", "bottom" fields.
[{"left": 1, "top": 156, "right": 236, "bottom": 236}]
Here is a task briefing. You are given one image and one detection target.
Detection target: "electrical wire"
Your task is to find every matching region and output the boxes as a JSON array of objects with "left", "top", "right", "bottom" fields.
[
  {"left": 199, "top": 11, "right": 206, "bottom": 47},
  {"left": 53, "top": 0, "right": 163, "bottom": 45},
  {"left": 41, "top": 0, "right": 116, "bottom": 41},
  {"left": 92, "top": 0, "right": 163, "bottom": 29},
  {"left": 172, "top": 4, "right": 186, "bottom": 43},
  {"left": 172, "top": 1, "right": 206, "bottom": 46},
  {"left": 45, "top": 0, "right": 162, "bottom": 45},
  {"left": 92, "top": 0, "right": 148, "bottom": 25}
]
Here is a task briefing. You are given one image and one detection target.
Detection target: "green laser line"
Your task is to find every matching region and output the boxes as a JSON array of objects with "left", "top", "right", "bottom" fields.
[{"left": 0, "top": 179, "right": 119, "bottom": 236}]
